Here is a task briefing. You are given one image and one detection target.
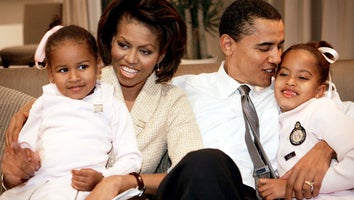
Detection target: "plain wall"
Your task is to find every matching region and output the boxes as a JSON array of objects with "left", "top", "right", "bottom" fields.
[{"left": 0, "top": 0, "right": 61, "bottom": 49}]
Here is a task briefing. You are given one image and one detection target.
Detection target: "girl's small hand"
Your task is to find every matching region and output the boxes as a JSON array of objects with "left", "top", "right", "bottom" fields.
[
  {"left": 71, "top": 168, "right": 103, "bottom": 191},
  {"left": 257, "top": 178, "right": 287, "bottom": 200}
]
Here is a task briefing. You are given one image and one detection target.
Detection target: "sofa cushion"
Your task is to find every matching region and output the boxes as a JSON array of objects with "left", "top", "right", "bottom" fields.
[
  {"left": 0, "top": 67, "right": 49, "bottom": 97},
  {"left": 331, "top": 59, "right": 354, "bottom": 102}
]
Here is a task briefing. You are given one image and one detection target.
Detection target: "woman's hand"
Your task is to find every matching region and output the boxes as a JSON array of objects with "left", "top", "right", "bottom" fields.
[
  {"left": 71, "top": 168, "right": 103, "bottom": 191},
  {"left": 1, "top": 142, "right": 40, "bottom": 188},
  {"left": 86, "top": 175, "right": 125, "bottom": 200},
  {"left": 283, "top": 141, "right": 333, "bottom": 200}
]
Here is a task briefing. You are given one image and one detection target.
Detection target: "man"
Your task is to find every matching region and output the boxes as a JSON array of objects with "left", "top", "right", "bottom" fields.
[{"left": 166, "top": 0, "right": 334, "bottom": 199}]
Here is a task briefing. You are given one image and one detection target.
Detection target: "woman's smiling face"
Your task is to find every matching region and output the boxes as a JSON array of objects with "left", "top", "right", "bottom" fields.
[{"left": 110, "top": 16, "right": 162, "bottom": 89}]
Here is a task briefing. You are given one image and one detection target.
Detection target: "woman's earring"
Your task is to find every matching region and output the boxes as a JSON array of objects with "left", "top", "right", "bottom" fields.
[{"left": 156, "top": 63, "right": 160, "bottom": 72}]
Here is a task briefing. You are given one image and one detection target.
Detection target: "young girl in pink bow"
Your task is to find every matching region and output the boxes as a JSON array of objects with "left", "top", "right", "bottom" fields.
[{"left": 0, "top": 24, "right": 142, "bottom": 200}]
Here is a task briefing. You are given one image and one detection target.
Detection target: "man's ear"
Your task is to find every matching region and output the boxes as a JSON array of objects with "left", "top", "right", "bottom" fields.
[
  {"left": 315, "top": 84, "right": 327, "bottom": 98},
  {"left": 219, "top": 34, "right": 234, "bottom": 56}
]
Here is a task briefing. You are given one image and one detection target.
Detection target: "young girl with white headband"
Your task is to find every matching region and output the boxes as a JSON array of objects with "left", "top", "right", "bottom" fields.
[
  {"left": 0, "top": 23, "right": 142, "bottom": 199},
  {"left": 257, "top": 40, "right": 354, "bottom": 199}
]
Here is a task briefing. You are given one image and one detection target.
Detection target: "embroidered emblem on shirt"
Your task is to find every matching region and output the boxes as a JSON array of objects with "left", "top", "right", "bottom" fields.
[
  {"left": 289, "top": 121, "right": 306, "bottom": 145},
  {"left": 93, "top": 104, "right": 103, "bottom": 112}
]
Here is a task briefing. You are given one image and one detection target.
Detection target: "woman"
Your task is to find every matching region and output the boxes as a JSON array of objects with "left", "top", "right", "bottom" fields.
[{"left": 1, "top": 0, "right": 203, "bottom": 198}]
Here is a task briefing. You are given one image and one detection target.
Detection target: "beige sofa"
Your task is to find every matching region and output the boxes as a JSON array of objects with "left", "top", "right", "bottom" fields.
[
  {"left": 0, "top": 60, "right": 353, "bottom": 192},
  {"left": 1, "top": 60, "right": 353, "bottom": 100},
  {"left": 0, "top": 59, "right": 353, "bottom": 136}
]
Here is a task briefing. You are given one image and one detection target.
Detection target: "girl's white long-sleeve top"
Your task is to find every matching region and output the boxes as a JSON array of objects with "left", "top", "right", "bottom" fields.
[
  {"left": 278, "top": 97, "right": 354, "bottom": 197},
  {"left": 18, "top": 83, "right": 142, "bottom": 186}
]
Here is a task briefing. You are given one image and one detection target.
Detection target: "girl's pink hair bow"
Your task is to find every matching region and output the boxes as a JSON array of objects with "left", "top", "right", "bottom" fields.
[{"left": 34, "top": 25, "right": 63, "bottom": 69}]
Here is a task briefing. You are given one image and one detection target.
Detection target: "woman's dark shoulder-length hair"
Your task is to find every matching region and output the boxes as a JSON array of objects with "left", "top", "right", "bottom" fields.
[{"left": 98, "top": 0, "right": 187, "bottom": 83}]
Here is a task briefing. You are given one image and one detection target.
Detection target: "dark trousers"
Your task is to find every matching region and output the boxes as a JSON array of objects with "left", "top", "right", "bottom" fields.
[{"left": 155, "top": 148, "right": 257, "bottom": 200}]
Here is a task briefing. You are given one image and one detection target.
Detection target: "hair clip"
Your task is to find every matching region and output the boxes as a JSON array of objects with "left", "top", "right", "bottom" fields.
[
  {"left": 34, "top": 25, "right": 63, "bottom": 69},
  {"left": 318, "top": 47, "right": 339, "bottom": 64}
]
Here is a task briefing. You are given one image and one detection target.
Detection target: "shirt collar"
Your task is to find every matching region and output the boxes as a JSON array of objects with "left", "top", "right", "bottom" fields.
[
  {"left": 216, "top": 61, "right": 241, "bottom": 98},
  {"left": 215, "top": 61, "right": 274, "bottom": 98}
]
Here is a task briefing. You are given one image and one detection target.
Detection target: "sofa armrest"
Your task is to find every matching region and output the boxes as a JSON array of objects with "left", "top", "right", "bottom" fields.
[{"left": 0, "top": 86, "right": 35, "bottom": 194}]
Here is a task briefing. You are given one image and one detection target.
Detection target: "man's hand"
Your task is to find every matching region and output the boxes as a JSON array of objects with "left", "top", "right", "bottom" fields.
[
  {"left": 1, "top": 142, "right": 40, "bottom": 188},
  {"left": 283, "top": 141, "right": 333, "bottom": 199},
  {"left": 71, "top": 168, "right": 103, "bottom": 191}
]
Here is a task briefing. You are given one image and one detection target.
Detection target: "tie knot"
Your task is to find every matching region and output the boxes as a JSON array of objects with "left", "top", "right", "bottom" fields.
[{"left": 238, "top": 85, "right": 250, "bottom": 96}]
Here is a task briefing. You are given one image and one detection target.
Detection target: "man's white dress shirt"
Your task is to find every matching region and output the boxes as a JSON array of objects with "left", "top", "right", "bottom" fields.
[{"left": 173, "top": 62, "right": 280, "bottom": 188}]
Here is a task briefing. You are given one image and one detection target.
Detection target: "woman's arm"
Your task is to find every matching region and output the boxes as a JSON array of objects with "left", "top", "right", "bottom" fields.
[
  {"left": 1, "top": 100, "right": 39, "bottom": 189},
  {"left": 166, "top": 88, "right": 203, "bottom": 168},
  {"left": 141, "top": 173, "right": 166, "bottom": 195},
  {"left": 86, "top": 173, "right": 166, "bottom": 200},
  {"left": 5, "top": 100, "right": 35, "bottom": 149}
]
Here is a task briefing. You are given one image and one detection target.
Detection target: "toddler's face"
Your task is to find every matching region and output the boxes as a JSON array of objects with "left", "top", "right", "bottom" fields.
[{"left": 47, "top": 40, "right": 98, "bottom": 100}]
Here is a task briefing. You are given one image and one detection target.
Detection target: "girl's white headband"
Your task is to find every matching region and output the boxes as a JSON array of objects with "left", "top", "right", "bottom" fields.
[
  {"left": 318, "top": 46, "right": 339, "bottom": 98},
  {"left": 318, "top": 47, "right": 339, "bottom": 64}
]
